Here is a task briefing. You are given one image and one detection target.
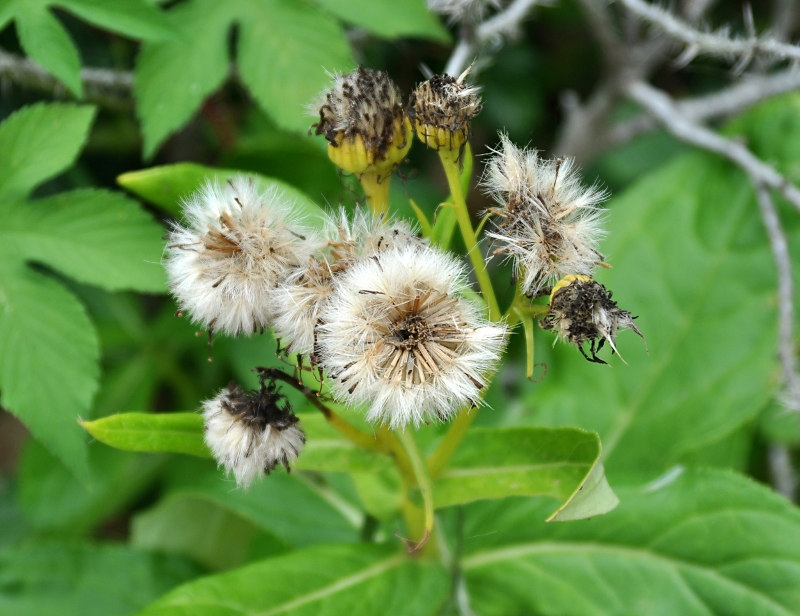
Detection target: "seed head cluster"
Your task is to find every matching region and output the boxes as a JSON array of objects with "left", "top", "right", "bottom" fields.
[{"left": 483, "top": 134, "right": 608, "bottom": 297}]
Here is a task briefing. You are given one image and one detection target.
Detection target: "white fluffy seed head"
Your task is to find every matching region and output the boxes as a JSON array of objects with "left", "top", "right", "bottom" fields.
[
  {"left": 202, "top": 381, "right": 306, "bottom": 488},
  {"left": 482, "top": 134, "right": 608, "bottom": 297},
  {"left": 317, "top": 243, "right": 507, "bottom": 428},
  {"left": 165, "top": 176, "right": 318, "bottom": 336},
  {"left": 269, "top": 208, "right": 422, "bottom": 356}
]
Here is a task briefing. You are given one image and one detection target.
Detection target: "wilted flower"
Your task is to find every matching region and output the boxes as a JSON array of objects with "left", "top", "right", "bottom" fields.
[
  {"left": 541, "top": 274, "right": 645, "bottom": 364},
  {"left": 311, "top": 66, "right": 412, "bottom": 182},
  {"left": 165, "top": 176, "right": 316, "bottom": 336},
  {"left": 270, "top": 208, "right": 422, "bottom": 356},
  {"left": 410, "top": 68, "right": 482, "bottom": 156},
  {"left": 317, "top": 243, "right": 507, "bottom": 428},
  {"left": 482, "top": 134, "right": 608, "bottom": 297},
  {"left": 202, "top": 377, "right": 306, "bottom": 488}
]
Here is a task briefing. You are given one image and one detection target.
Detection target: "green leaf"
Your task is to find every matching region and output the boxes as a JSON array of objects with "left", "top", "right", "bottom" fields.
[
  {"left": 80, "top": 412, "right": 210, "bottom": 458},
  {"left": 118, "top": 163, "right": 327, "bottom": 225},
  {"left": 0, "top": 540, "right": 200, "bottom": 616},
  {"left": 137, "top": 544, "right": 449, "bottom": 616},
  {"left": 131, "top": 494, "right": 288, "bottom": 570},
  {"left": 433, "top": 427, "right": 618, "bottom": 521},
  {"left": 15, "top": 6, "right": 83, "bottom": 96},
  {"left": 60, "top": 0, "right": 172, "bottom": 40},
  {"left": 0, "top": 103, "right": 96, "bottom": 199},
  {"left": 0, "top": 263, "right": 97, "bottom": 480},
  {"left": 310, "top": 0, "right": 449, "bottom": 41},
  {"left": 236, "top": 0, "right": 354, "bottom": 134},
  {"left": 1, "top": 189, "right": 166, "bottom": 293},
  {"left": 460, "top": 468, "right": 800, "bottom": 615},
  {"left": 81, "top": 410, "right": 392, "bottom": 473},
  {"left": 18, "top": 440, "right": 164, "bottom": 534},
  {"left": 134, "top": 0, "right": 230, "bottom": 157}
]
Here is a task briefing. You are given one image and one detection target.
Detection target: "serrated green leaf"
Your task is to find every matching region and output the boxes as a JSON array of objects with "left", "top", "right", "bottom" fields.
[
  {"left": 15, "top": 6, "right": 83, "bottom": 96},
  {"left": 0, "top": 262, "right": 96, "bottom": 480},
  {"left": 236, "top": 0, "right": 354, "bottom": 134},
  {"left": 460, "top": 468, "right": 800, "bottom": 615},
  {"left": 118, "top": 162, "right": 327, "bottom": 225},
  {"left": 60, "top": 0, "right": 171, "bottom": 40},
  {"left": 0, "top": 540, "right": 200, "bottom": 616},
  {"left": 1, "top": 189, "right": 166, "bottom": 293},
  {"left": 0, "top": 103, "right": 95, "bottom": 199},
  {"left": 134, "top": 0, "right": 230, "bottom": 157},
  {"left": 433, "top": 427, "right": 618, "bottom": 521},
  {"left": 311, "top": 0, "right": 449, "bottom": 41},
  {"left": 80, "top": 412, "right": 210, "bottom": 458},
  {"left": 137, "top": 544, "right": 449, "bottom": 616}
]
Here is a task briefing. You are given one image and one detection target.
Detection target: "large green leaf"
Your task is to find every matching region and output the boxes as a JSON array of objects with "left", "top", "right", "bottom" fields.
[
  {"left": 0, "top": 263, "right": 97, "bottom": 480},
  {"left": 459, "top": 468, "right": 800, "bottom": 615},
  {"left": 1, "top": 189, "right": 166, "bottom": 292},
  {"left": 134, "top": 0, "right": 230, "bottom": 158},
  {"left": 433, "top": 427, "right": 618, "bottom": 521},
  {"left": 117, "top": 162, "right": 327, "bottom": 226},
  {"left": 134, "top": 0, "right": 354, "bottom": 157},
  {"left": 236, "top": 0, "right": 354, "bottom": 133},
  {"left": 0, "top": 103, "right": 95, "bottom": 199},
  {"left": 0, "top": 540, "right": 199, "bottom": 616},
  {"left": 137, "top": 544, "right": 449, "bottom": 616},
  {"left": 523, "top": 106, "right": 800, "bottom": 474},
  {"left": 310, "top": 0, "right": 449, "bottom": 41}
]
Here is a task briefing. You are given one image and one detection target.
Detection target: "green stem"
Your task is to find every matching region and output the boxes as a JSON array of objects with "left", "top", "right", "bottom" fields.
[
  {"left": 360, "top": 171, "right": 390, "bottom": 216},
  {"left": 427, "top": 405, "right": 476, "bottom": 479},
  {"left": 439, "top": 152, "right": 501, "bottom": 322},
  {"left": 396, "top": 429, "right": 436, "bottom": 555}
]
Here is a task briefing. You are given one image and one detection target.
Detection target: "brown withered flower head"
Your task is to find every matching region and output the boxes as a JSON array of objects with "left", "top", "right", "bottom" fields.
[
  {"left": 410, "top": 67, "right": 482, "bottom": 156},
  {"left": 312, "top": 66, "right": 412, "bottom": 181},
  {"left": 541, "top": 275, "right": 645, "bottom": 364}
]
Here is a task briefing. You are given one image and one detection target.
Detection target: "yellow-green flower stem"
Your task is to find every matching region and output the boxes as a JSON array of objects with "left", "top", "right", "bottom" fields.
[
  {"left": 439, "top": 150, "right": 501, "bottom": 322},
  {"left": 360, "top": 171, "right": 390, "bottom": 216},
  {"left": 395, "top": 428, "right": 436, "bottom": 555}
]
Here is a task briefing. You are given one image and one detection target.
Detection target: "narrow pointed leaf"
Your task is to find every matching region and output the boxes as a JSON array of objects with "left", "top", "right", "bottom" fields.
[{"left": 310, "top": 0, "right": 449, "bottom": 41}]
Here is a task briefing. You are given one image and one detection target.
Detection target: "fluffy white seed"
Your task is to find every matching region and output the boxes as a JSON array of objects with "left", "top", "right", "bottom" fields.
[
  {"left": 202, "top": 385, "right": 306, "bottom": 488},
  {"left": 165, "top": 176, "right": 318, "bottom": 336},
  {"left": 317, "top": 243, "right": 507, "bottom": 428},
  {"left": 482, "top": 134, "right": 608, "bottom": 297}
]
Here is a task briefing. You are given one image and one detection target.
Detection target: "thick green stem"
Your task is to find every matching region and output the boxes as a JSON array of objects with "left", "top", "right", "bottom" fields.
[
  {"left": 439, "top": 152, "right": 501, "bottom": 321},
  {"left": 427, "top": 405, "right": 477, "bottom": 479},
  {"left": 396, "top": 429, "right": 437, "bottom": 555},
  {"left": 360, "top": 171, "right": 390, "bottom": 216}
]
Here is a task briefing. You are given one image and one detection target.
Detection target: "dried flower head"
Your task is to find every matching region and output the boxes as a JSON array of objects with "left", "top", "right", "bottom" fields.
[
  {"left": 312, "top": 66, "right": 412, "bottom": 181},
  {"left": 483, "top": 134, "right": 608, "bottom": 297},
  {"left": 317, "top": 243, "right": 507, "bottom": 428},
  {"left": 410, "top": 68, "right": 482, "bottom": 156},
  {"left": 270, "top": 208, "right": 422, "bottom": 356},
  {"left": 202, "top": 376, "right": 306, "bottom": 488},
  {"left": 541, "top": 275, "right": 645, "bottom": 364},
  {"left": 165, "top": 177, "right": 316, "bottom": 336}
]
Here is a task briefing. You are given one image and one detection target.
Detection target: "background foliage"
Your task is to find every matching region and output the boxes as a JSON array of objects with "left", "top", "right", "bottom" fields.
[{"left": 1, "top": 0, "right": 800, "bottom": 614}]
